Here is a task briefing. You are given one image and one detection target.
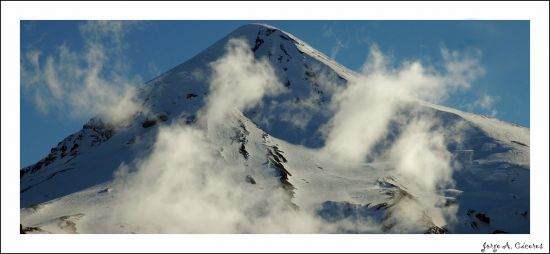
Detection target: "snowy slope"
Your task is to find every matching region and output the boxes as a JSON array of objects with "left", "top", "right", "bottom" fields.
[{"left": 20, "top": 24, "right": 529, "bottom": 234}]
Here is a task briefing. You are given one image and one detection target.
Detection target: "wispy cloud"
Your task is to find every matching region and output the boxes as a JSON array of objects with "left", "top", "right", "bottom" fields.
[
  {"left": 322, "top": 23, "right": 349, "bottom": 61},
  {"left": 79, "top": 20, "right": 139, "bottom": 46},
  {"left": 201, "top": 38, "right": 285, "bottom": 131},
  {"left": 21, "top": 21, "right": 143, "bottom": 125},
  {"left": 330, "top": 39, "right": 348, "bottom": 60},
  {"left": 322, "top": 24, "right": 335, "bottom": 38},
  {"left": 467, "top": 94, "right": 498, "bottom": 117},
  {"left": 440, "top": 47, "right": 485, "bottom": 93}
]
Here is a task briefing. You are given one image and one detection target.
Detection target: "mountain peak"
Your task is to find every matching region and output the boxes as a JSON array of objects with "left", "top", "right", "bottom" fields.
[{"left": 234, "top": 23, "right": 281, "bottom": 32}]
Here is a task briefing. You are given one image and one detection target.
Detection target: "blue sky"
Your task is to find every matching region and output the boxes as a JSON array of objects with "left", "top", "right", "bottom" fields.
[{"left": 20, "top": 20, "right": 530, "bottom": 167}]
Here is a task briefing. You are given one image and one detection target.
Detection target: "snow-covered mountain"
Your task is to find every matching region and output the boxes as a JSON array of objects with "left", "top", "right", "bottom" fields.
[{"left": 20, "top": 24, "right": 529, "bottom": 234}]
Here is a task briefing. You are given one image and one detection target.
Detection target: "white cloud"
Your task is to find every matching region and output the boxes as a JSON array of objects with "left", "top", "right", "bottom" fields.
[
  {"left": 20, "top": 21, "right": 143, "bottom": 125},
  {"left": 147, "top": 62, "right": 161, "bottom": 78},
  {"left": 330, "top": 40, "right": 348, "bottom": 60},
  {"left": 477, "top": 94, "right": 494, "bottom": 109},
  {"left": 468, "top": 94, "right": 498, "bottom": 117},
  {"left": 79, "top": 20, "right": 139, "bottom": 46},
  {"left": 22, "top": 50, "right": 41, "bottom": 85},
  {"left": 440, "top": 47, "right": 485, "bottom": 92},
  {"left": 43, "top": 56, "right": 64, "bottom": 100},
  {"left": 190, "top": 68, "right": 205, "bottom": 81},
  {"left": 388, "top": 117, "right": 453, "bottom": 192},
  {"left": 280, "top": 110, "right": 313, "bottom": 130},
  {"left": 322, "top": 24, "right": 335, "bottom": 38},
  {"left": 201, "top": 38, "right": 284, "bottom": 131},
  {"left": 322, "top": 24, "right": 349, "bottom": 61}
]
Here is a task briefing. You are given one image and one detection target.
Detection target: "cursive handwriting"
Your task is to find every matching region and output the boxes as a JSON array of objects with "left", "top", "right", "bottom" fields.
[{"left": 481, "top": 242, "right": 543, "bottom": 253}]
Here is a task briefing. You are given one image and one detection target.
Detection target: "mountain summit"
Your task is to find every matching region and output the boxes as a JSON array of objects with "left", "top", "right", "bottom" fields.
[{"left": 20, "top": 24, "right": 529, "bottom": 234}]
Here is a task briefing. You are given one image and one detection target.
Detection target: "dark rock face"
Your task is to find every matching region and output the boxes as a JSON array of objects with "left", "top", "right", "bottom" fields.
[
  {"left": 252, "top": 31, "right": 264, "bottom": 52},
  {"left": 142, "top": 113, "right": 169, "bottom": 128},
  {"left": 511, "top": 140, "right": 528, "bottom": 147},
  {"left": 425, "top": 226, "right": 448, "bottom": 234},
  {"left": 83, "top": 118, "right": 115, "bottom": 145},
  {"left": 142, "top": 119, "right": 157, "bottom": 128},
  {"left": 316, "top": 176, "right": 455, "bottom": 233},
  {"left": 231, "top": 120, "right": 250, "bottom": 160},
  {"left": 317, "top": 201, "right": 373, "bottom": 222},
  {"left": 245, "top": 175, "right": 256, "bottom": 185},
  {"left": 20, "top": 116, "right": 117, "bottom": 181},
  {"left": 266, "top": 146, "right": 292, "bottom": 192},
  {"left": 20, "top": 224, "right": 43, "bottom": 234},
  {"left": 475, "top": 213, "right": 491, "bottom": 224}
]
